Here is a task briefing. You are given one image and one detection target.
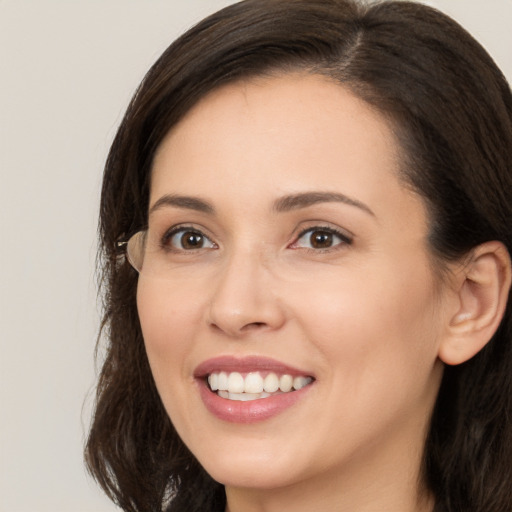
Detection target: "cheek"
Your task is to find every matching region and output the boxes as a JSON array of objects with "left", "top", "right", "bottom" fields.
[
  {"left": 290, "top": 258, "right": 441, "bottom": 390},
  {"left": 136, "top": 278, "right": 202, "bottom": 379},
  {"left": 292, "top": 267, "right": 443, "bottom": 455}
]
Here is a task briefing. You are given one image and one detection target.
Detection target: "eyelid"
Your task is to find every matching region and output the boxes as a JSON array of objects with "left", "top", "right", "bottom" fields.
[
  {"left": 160, "top": 224, "right": 218, "bottom": 251},
  {"left": 289, "top": 224, "right": 353, "bottom": 250}
]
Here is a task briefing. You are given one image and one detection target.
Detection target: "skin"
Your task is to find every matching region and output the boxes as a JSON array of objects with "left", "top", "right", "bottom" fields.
[{"left": 136, "top": 74, "right": 456, "bottom": 512}]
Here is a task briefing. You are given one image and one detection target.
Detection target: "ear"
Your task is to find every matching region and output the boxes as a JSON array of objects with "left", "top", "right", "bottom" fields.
[{"left": 439, "top": 241, "right": 511, "bottom": 366}]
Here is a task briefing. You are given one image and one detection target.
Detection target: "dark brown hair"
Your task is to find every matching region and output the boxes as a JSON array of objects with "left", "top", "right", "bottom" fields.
[{"left": 85, "top": 1, "right": 512, "bottom": 511}]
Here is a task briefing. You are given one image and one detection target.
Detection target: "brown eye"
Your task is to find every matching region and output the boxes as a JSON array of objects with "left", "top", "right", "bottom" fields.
[
  {"left": 165, "top": 228, "right": 216, "bottom": 251},
  {"left": 309, "top": 230, "right": 334, "bottom": 248},
  {"left": 180, "top": 231, "right": 205, "bottom": 249},
  {"left": 294, "top": 227, "right": 351, "bottom": 250}
]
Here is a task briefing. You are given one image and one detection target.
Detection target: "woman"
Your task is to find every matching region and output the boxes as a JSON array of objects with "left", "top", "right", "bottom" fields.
[{"left": 85, "top": 1, "right": 512, "bottom": 511}]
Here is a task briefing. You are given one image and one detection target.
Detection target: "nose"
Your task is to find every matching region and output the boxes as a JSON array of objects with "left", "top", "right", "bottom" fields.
[{"left": 207, "top": 249, "right": 286, "bottom": 338}]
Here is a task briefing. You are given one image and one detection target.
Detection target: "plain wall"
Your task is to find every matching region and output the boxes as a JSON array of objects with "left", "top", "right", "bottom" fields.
[{"left": 1, "top": 1, "right": 510, "bottom": 511}]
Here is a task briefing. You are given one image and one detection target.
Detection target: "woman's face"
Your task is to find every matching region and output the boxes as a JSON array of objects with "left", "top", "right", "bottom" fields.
[{"left": 138, "top": 74, "right": 449, "bottom": 495}]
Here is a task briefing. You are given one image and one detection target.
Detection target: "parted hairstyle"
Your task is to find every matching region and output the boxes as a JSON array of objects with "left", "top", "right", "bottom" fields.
[{"left": 85, "top": 1, "right": 512, "bottom": 511}]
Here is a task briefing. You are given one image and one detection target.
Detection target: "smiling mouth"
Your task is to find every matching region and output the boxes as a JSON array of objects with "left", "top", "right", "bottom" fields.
[{"left": 207, "top": 371, "right": 314, "bottom": 401}]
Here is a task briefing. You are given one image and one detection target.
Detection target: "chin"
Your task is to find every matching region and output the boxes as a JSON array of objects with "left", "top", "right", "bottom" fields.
[
  {"left": 205, "top": 459, "right": 297, "bottom": 490},
  {"left": 191, "top": 438, "right": 305, "bottom": 490}
]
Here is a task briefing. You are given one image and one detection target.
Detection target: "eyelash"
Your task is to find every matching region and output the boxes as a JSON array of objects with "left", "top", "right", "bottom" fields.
[
  {"left": 159, "top": 224, "right": 353, "bottom": 253},
  {"left": 291, "top": 226, "right": 353, "bottom": 252},
  {"left": 160, "top": 225, "right": 216, "bottom": 252}
]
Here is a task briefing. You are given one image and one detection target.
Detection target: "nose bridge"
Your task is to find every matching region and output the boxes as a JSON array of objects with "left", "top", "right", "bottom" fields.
[{"left": 207, "top": 243, "right": 284, "bottom": 336}]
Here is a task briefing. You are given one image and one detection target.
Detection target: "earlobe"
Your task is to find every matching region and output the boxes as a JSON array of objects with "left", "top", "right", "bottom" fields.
[{"left": 439, "top": 241, "right": 511, "bottom": 366}]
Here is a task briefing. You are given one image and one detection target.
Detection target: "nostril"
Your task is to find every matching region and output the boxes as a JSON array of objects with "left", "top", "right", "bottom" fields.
[
  {"left": 208, "top": 320, "right": 268, "bottom": 336},
  {"left": 241, "top": 322, "right": 267, "bottom": 331}
]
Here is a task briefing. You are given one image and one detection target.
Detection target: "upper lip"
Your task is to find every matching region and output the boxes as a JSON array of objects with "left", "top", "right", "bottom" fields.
[{"left": 194, "top": 355, "right": 314, "bottom": 378}]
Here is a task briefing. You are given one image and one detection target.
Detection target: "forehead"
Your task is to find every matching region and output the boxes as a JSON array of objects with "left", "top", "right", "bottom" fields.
[{"left": 150, "top": 73, "right": 410, "bottom": 219}]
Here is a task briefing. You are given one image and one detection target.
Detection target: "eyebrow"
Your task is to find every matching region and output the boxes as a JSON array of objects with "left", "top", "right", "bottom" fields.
[
  {"left": 149, "top": 194, "right": 215, "bottom": 215},
  {"left": 273, "top": 191, "right": 375, "bottom": 216},
  {"left": 149, "top": 191, "right": 374, "bottom": 217}
]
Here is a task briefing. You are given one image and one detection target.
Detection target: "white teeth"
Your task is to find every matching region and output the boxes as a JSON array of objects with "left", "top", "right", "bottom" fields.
[
  {"left": 244, "top": 372, "right": 264, "bottom": 393},
  {"left": 227, "top": 392, "right": 266, "bottom": 401},
  {"left": 208, "top": 373, "right": 218, "bottom": 391},
  {"left": 263, "top": 373, "right": 280, "bottom": 393},
  {"left": 218, "top": 390, "right": 272, "bottom": 401},
  {"left": 217, "top": 371, "right": 228, "bottom": 391},
  {"left": 293, "top": 376, "right": 311, "bottom": 390},
  {"left": 207, "top": 370, "right": 313, "bottom": 399},
  {"left": 227, "top": 372, "right": 245, "bottom": 393},
  {"left": 279, "top": 374, "right": 293, "bottom": 392}
]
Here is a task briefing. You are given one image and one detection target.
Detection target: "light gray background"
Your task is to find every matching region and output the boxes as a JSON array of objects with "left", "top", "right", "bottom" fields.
[{"left": 1, "top": 1, "right": 511, "bottom": 511}]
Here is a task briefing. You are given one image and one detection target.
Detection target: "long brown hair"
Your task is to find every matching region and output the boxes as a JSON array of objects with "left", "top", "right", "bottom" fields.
[{"left": 85, "top": 1, "right": 512, "bottom": 510}]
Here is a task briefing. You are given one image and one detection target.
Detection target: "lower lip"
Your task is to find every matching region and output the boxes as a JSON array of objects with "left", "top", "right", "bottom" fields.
[{"left": 197, "top": 380, "right": 312, "bottom": 423}]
